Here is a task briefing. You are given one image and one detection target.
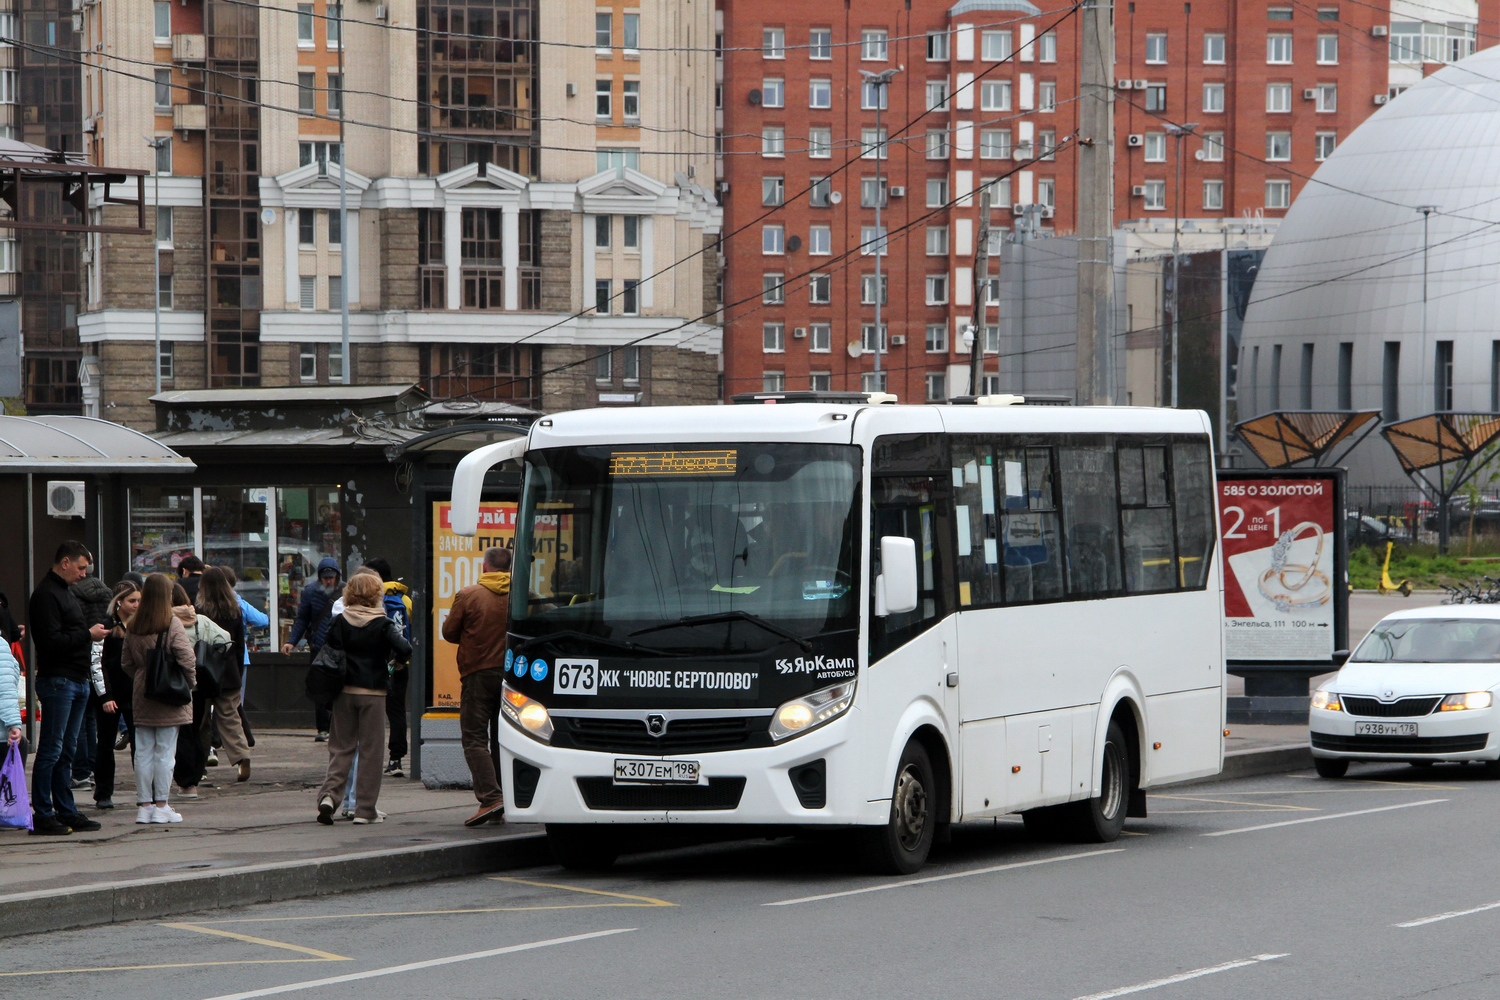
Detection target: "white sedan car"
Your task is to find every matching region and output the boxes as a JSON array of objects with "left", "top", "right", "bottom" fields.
[{"left": 1310, "top": 606, "right": 1500, "bottom": 778}]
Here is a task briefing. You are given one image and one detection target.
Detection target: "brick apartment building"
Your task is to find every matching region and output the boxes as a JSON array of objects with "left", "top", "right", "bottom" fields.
[{"left": 719, "top": 0, "right": 1492, "bottom": 404}]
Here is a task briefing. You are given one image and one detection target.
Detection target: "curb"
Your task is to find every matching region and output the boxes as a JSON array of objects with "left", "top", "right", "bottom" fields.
[
  {"left": 0, "top": 830, "right": 551, "bottom": 940},
  {"left": 1172, "top": 744, "right": 1314, "bottom": 788}
]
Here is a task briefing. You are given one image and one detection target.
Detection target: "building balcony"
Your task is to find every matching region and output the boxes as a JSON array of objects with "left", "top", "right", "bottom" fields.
[
  {"left": 417, "top": 265, "right": 542, "bottom": 311},
  {"left": 173, "top": 103, "right": 206, "bottom": 131},
  {"left": 172, "top": 34, "right": 206, "bottom": 63}
]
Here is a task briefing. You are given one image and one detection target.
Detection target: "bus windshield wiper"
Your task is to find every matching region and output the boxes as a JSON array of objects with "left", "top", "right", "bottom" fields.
[
  {"left": 512, "top": 629, "right": 679, "bottom": 658},
  {"left": 628, "top": 611, "right": 813, "bottom": 652}
]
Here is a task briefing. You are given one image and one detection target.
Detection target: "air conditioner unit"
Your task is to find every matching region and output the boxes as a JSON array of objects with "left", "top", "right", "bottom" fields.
[
  {"left": 566, "top": 82, "right": 577, "bottom": 97},
  {"left": 46, "top": 481, "right": 85, "bottom": 519},
  {"left": 890, "top": 335, "right": 906, "bottom": 346},
  {"left": 889, "top": 185, "right": 905, "bottom": 198},
  {"left": 1012, "top": 202, "right": 1027, "bottom": 215},
  {"left": 1371, "top": 24, "right": 1389, "bottom": 36},
  {"left": 1127, "top": 133, "right": 1144, "bottom": 147},
  {"left": 1133, "top": 79, "right": 1149, "bottom": 90},
  {"left": 1013, "top": 143, "right": 1032, "bottom": 160},
  {"left": 716, "top": 181, "right": 730, "bottom": 195},
  {"left": 1303, "top": 88, "right": 1317, "bottom": 100},
  {"left": 792, "top": 326, "right": 807, "bottom": 339},
  {"left": 1116, "top": 79, "right": 1133, "bottom": 90},
  {"left": 374, "top": 3, "right": 387, "bottom": 19},
  {"left": 1131, "top": 185, "right": 1146, "bottom": 197},
  {"left": 1373, "top": 93, "right": 1389, "bottom": 105},
  {"left": 1040, "top": 206, "right": 1055, "bottom": 219}
]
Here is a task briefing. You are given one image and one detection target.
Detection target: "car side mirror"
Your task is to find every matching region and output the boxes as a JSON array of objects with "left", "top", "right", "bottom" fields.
[
  {"left": 876, "top": 535, "right": 919, "bottom": 616},
  {"left": 1331, "top": 649, "right": 1351, "bottom": 667}
]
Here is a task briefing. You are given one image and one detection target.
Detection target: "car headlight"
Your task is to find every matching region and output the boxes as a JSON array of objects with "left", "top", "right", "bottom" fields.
[
  {"left": 501, "top": 682, "right": 553, "bottom": 742},
  {"left": 769, "top": 681, "right": 855, "bottom": 741},
  {"left": 1439, "top": 691, "right": 1494, "bottom": 712},
  {"left": 1311, "top": 689, "right": 1343, "bottom": 712}
]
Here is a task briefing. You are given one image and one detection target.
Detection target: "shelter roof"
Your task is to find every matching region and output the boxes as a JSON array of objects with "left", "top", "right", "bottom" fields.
[{"left": 0, "top": 415, "right": 194, "bottom": 473}]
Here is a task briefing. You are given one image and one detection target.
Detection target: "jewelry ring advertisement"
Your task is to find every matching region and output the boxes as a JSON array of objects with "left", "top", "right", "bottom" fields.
[{"left": 1220, "top": 476, "right": 1337, "bottom": 661}]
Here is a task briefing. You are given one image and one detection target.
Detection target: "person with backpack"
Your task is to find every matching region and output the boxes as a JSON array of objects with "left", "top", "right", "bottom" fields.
[
  {"left": 92, "top": 581, "right": 140, "bottom": 811},
  {"left": 169, "top": 583, "right": 231, "bottom": 798},
  {"left": 314, "top": 572, "right": 410, "bottom": 825},
  {"left": 121, "top": 574, "right": 196, "bottom": 824},
  {"left": 216, "top": 565, "right": 266, "bottom": 751},
  {"left": 194, "top": 568, "right": 252, "bottom": 782},
  {"left": 284, "top": 558, "right": 342, "bottom": 741}
]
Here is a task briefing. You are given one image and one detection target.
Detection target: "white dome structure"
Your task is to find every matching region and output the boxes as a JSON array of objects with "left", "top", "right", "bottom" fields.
[{"left": 1238, "top": 46, "right": 1500, "bottom": 488}]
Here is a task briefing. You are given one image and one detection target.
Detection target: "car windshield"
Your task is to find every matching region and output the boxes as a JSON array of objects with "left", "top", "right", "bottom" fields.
[
  {"left": 1352, "top": 618, "right": 1500, "bottom": 663},
  {"left": 511, "top": 442, "right": 862, "bottom": 652}
]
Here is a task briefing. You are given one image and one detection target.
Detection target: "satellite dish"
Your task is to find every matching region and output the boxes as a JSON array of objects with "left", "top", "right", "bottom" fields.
[
  {"left": 748, "top": 89, "right": 762, "bottom": 105},
  {"left": 828, "top": 190, "right": 843, "bottom": 204},
  {"left": 261, "top": 207, "right": 276, "bottom": 226},
  {"left": 847, "top": 342, "right": 863, "bottom": 358},
  {"left": 786, "top": 234, "right": 802, "bottom": 252}
]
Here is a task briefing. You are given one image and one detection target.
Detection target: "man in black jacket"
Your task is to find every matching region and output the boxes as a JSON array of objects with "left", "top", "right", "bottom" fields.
[{"left": 27, "top": 541, "right": 108, "bottom": 835}]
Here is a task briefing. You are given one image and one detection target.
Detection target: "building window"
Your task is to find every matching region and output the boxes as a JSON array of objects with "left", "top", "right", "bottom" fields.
[
  {"left": 1435, "top": 341, "right": 1454, "bottom": 410},
  {"left": 327, "top": 209, "right": 341, "bottom": 246},
  {"left": 155, "top": 0, "right": 172, "bottom": 43},
  {"left": 299, "top": 209, "right": 315, "bottom": 246},
  {"left": 1145, "top": 33, "right": 1168, "bottom": 64},
  {"left": 1318, "top": 6, "right": 1339, "bottom": 19},
  {"left": 326, "top": 73, "right": 343, "bottom": 114},
  {"left": 1317, "top": 33, "right": 1338, "bottom": 64},
  {"left": 762, "top": 273, "right": 785, "bottom": 304},
  {"left": 594, "top": 279, "right": 612, "bottom": 315},
  {"left": 156, "top": 206, "right": 173, "bottom": 247},
  {"left": 763, "top": 322, "right": 785, "bottom": 352},
  {"left": 157, "top": 273, "right": 173, "bottom": 310},
  {"left": 623, "top": 215, "right": 639, "bottom": 249},
  {"left": 1201, "top": 131, "right": 1224, "bottom": 161},
  {"left": 1266, "top": 83, "right": 1291, "bottom": 113},
  {"left": 299, "top": 275, "right": 316, "bottom": 310},
  {"left": 810, "top": 324, "right": 831, "bottom": 352},
  {"left": 1203, "top": 179, "right": 1224, "bottom": 210},
  {"left": 623, "top": 12, "right": 640, "bottom": 54},
  {"left": 860, "top": 176, "right": 887, "bottom": 208},
  {"left": 297, "top": 3, "right": 314, "bottom": 44},
  {"left": 1300, "top": 343, "right": 1315, "bottom": 408},
  {"left": 861, "top": 79, "right": 888, "bottom": 110},
  {"left": 622, "top": 280, "right": 639, "bottom": 316},
  {"left": 860, "top": 128, "right": 887, "bottom": 159},
  {"left": 762, "top": 127, "right": 785, "bottom": 157},
  {"left": 1037, "top": 30, "right": 1056, "bottom": 61},
  {"left": 595, "top": 350, "right": 612, "bottom": 382},
  {"left": 980, "top": 80, "right": 1011, "bottom": 111},
  {"left": 623, "top": 80, "right": 640, "bottom": 120},
  {"left": 808, "top": 127, "right": 832, "bottom": 158},
  {"left": 328, "top": 275, "right": 343, "bottom": 310},
  {"left": 926, "top": 323, "right": 947, "bottom": 353},
  {"left": 764, "top": 372, "right": 786, "bottom": 393},
  {"left": 982, "top": 30, "right": 1011, "bottom": 60},
  {"left": 925, "top": 274, "right": 949, "bottom": 305},
  {"left": 1266, "top": 179, "right": 1292, "bottom": 209},
  {"left": 1315, "top": 131, "right": 1336, "bottom": 161},
  {"left": 755, "top": 177, "right": 782, "bottom": 209},
  {"left": 1270, "top": 344, "right": 1283, "bottom": 409},
  {"left": 1145, "top": 84, "right": 1166, "bottom": 112},
  {"left": 862, "top": 371, "right": 889, "bottom": 393},
  {"left": 1038, "top": 130, "right": 1056, "bottom": 161},
  {"left": 926, "top": 130, "right": 949, "bottom": 159},
  {"left": 157, "top": 340, "right": 174, "bottom": 381},
  {"left": 1203, "top": 82, "right": 1224, "bottom": 112},
  {"left": 154, "top": 69, "right": 172, "bottom": 110},
  {"left": 809, "top": 225, "right": 831, "bottom": 255},
  {"left": 809, "top": 28, "right": 832, "bottom": 60},
  {"left": 761, "top": 77, "right": 784, "bottom": 109},
  {"left": 622, "top": 346, "right": 640, "bottom": 383},
  {"left": 810, "top": 372, "right": 831, "bottom": 391},
  {"left": 595, "top": 13, "right": 612, "bottom": 51},
  {"left": 1383, "top": 341, "right": 1400, "bottom": 421},
  {"left": 1038, "top": 81, "right": 1056, "bottom": 112},
  {"left": 926, "top": 226, "right": 949, "bottom": 255},
  {"left": 1338, "top": 342, "right": 1354, "bottom": 410},
  {"left": 326, "top": 5, "right": 341, "bottom": 47},
  {"left": 1266, "top": 131, "right": 1291, "bottom": 160},
  {"left": 927, "top": 30, "right": 950, "bottom": 61},
  {"left": 926, "top": 79, "right": 950, "bottom": 112},
  {"left": 1267, "top": 34, "right": 1292, "bottom": 63},
  {"left": 0, "top": 70, "right": 15, "bottom": 105},
  {"left": 925, "top": 372, "right": 947, "bottom": 402},
  {"left": 1315, "top": 84, "right": 1336, "bottom": 112},
  {"left": 860, "top": 323, "right": 888, "bottom": 352},
  {"left": 300, "top": 141, "right": 341, "bottom": 170},
  {"left": 809, "top": 274, "right": 831, "bottom": 304},
  {"left": 1038, "top": 178, "right": 1055, "bottom": 207},
  {"left": 860, "top": 274, "right": 888, "bottom": 305},
  {"left": 927, "top": 177, "right": 949, "bottom": 207},
  {"left": 859, "top": 226, "right": 888, "bottom": 255},
  {"left": 1268, "top": 6, "right": 1293, "bottom": 18},
  {"left": 809, "top": 176, "right": 831, "bottom": 207},
  {"left": 1143, "top": 132, "right": 1166, "bottom": 162},
  {"left": 810, "top": 78, "right": 832, "bottom": 109},
  {"left": 595, "top": 214, "right": 611, "bottom": 248},
  {"left": 298, "top": 72, "right": 316, "bottom": 114},
  {"left": 861, "top": 28, "right": 888, "bottom": 61},
  {"left": 596, "top": 148, "right": 638, "bottom": 172},
  {"left": 763, "top": 224, "right": 784, "bottom": 254},
  {"left": 1143, "top": 180, "right": 1166, "bottom": 210},
  {"left": 596, "top": 79, "right": 612, "bottom": 119},
  {"left": 1204, "top": 33, "right": 1225, "bottom": 63},
  {"left": 763, "top": 27, "right": 784, "bottom": 59},
  {"left": 300, "top": 344, "right": 318, "bottom": 382}
]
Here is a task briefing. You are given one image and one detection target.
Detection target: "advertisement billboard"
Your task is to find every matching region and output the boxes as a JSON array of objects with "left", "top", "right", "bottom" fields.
[{"left": 431, "top": 501, "right": 516, "bottom": 708}]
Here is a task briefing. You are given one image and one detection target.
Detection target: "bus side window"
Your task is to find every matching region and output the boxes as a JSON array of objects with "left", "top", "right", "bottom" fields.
[
  {"left": 1059, "top": 441, "right": 1123, "bottom": 598},
  {"left": 1171, "top": 441, "right": 1216, "bottom": 589},
  {"left": 1118, "top": 443, "right": 1177, "bottom": 593},
  {"left": 950, "top": 437, "right": 999, "bottom": 607},
  {"left": 870, "top": 475, "right": 949, "bottom": 661},
  {"left": 999, "top": 445, "right": 1065, "bottom": 603}
]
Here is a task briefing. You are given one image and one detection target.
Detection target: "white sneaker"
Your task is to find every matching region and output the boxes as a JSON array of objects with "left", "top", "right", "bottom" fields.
[
  {"left": 158, "top": 805, "right": 183, "bottom": 823},
  {"left": 136, "top": 805, "right": 156, "bottom": 824},
  {"left": 351, "top": 810, "right": 387, "bottom": 825},
  {"left": 149, "top": 806, "right": 171, "bottom": 824}
]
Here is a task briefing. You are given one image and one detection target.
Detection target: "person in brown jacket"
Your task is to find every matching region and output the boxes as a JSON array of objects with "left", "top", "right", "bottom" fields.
[
  {"left": 121, "top": 573, "right": 197, "bottom": 825},
  {"left": 440, "top": 545, "right": 511, "bottom": 827}
]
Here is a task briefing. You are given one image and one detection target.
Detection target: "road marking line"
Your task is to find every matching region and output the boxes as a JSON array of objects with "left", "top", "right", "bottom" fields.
[
  {"left": 198, "top": 928, "right": 635, "bottom": 1000},
  {"left": 491, "top": 876, "right": 676, "bottom": 906},
  {"left": 0, "top": 960, "right": 326, "bottom": 978},
  {"left": 201, "top": 904, "right": 641, "bottom": 924},
  {"left": 1396, "top": 900, "right": 1500, "bottom": 928},
  {"left": 1203, "top": 798, "right": 1447, "bottom": 837},
  {"left": 1154, "top": 794, "right": 1316, "bottom": 812},
  {"left": 160, "top": 922, "right": 350, "bottom": 961},
  {"left": 1071, "top": 953, "right": 1289, "bottom": 999},
  {"left": 763, "top": 849, "right": 1123, "bottom": 907}
]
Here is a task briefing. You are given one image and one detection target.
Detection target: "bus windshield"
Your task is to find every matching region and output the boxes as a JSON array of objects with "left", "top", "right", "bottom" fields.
[{"left": 511, "top": 443, "right": 862, "bottom": 653}]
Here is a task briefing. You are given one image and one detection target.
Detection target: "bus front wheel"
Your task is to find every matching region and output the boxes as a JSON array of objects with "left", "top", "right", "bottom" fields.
[
  {"left": 858, "top": 740, "right": 937, "bottom": 875},
  {"left": 546, "top": 824, "right": 619, "bottom": 871}
]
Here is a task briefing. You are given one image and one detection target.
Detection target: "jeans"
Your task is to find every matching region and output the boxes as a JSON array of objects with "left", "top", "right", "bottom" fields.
[
  {"left": 73, "top": 692, "right": 98, "bottom": 781},
  {"left": 134, "top": 725, "right": 179, "bottom": 804},
  {"left": 342, "top": 753, "right": 358, "bottom": 812},
  {"left": 31, "top": 675, "right": 90, "bottom": 819}
]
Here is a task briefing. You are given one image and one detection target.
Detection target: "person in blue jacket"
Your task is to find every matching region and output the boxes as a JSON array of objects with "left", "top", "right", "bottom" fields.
[
  {"left": 2, "top": 641, "right": 21, "bottom": 750},
  {"left": 282, "top": 557, "right": 342, "bottom": 740},
  {"left": 214, "top": 565, "right": 268, "bottom": 751}
]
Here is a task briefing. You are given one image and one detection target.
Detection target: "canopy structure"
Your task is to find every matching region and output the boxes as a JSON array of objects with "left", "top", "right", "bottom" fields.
[
  {"left": 1380, "top": 412, "right": 1500, "bottom": 551},
  {"left": 1235, "top": 409, "right": 1382, "bottom": 469},
  {"left": 0, "top": 415, "right": 194, "bottom": 473}
]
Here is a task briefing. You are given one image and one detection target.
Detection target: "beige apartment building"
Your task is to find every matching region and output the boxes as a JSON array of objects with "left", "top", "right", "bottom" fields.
[{"left": 79, "top": 0, "right": 721, "bottom": 428}]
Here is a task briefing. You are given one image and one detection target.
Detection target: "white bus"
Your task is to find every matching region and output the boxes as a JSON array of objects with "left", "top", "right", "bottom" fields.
[{"left": 451, "top": 395, "right": 1224, "bottom": 872}]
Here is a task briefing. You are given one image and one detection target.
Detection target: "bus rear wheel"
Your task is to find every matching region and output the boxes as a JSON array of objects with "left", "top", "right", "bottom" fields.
[
  {"left": 858, "top": 740, "right": 936, "bottom": 875},
  {"left": 1028, "top": 720, "right": 1131, "bottom": 844},
  {"left": 546, "top": 824, "right": 619, "bottom": 871}
]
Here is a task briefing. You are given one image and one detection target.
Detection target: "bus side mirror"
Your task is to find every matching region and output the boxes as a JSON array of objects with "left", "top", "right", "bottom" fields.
[{"left": 876, "top": 536, "right": 919, "bottom": 616}]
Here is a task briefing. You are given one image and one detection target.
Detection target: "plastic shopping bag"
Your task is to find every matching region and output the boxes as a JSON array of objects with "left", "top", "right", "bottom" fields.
[{"left": 0, "top": 741, "right": 31, "bottom": 831}]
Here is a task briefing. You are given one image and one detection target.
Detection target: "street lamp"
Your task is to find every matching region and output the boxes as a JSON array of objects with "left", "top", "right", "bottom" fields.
[
  {"left": 145, "top": 136, "right": 169, "bottom": 395},
  {"left": 859, "top": 67, "right": 899, "bottom": 390},
  {"left": 1164, "top": 121, "right": 1198, "bottom": 409},
  {"left": 1416, "top": 204, "right": 1438, "bottom": 411}
]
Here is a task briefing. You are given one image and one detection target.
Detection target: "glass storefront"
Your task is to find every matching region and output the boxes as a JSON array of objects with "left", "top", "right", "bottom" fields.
[
  {"left": 275, "top": 487, "right": 342, "bottom": 648},
  {"left": 127, "top": 487, "right": 195, "bottom": 575}
]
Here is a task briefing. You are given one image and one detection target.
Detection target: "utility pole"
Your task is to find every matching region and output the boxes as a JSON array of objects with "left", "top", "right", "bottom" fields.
[
  {"left": 146, "top": 136, "right": 167, "bottom": 395},
  {"left": 1416, "top": 204, "right": 1437, "bottom": 411},
  {"left": 1076, "top": 0, "right": 1115, "bottom": 405},
  {"left": 969, "top": 190, "right": 993, "bottom": 396},
  {"left": 1165, "top": 122, "right": 1198, "bottom": 408},
  {"left": 861, "top": 68, "right": 899, "bottom": 389},
  {"left": 336, "top": 2, "right": 350, "bottom": 385}
]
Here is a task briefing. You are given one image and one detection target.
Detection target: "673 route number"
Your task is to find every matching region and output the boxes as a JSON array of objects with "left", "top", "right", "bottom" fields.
[{"left": 553, "top": 658, "right": 599, "bottom": 695}]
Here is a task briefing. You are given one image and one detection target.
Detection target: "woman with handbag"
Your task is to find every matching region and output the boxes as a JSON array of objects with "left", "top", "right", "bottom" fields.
[
  {"left": 195, "top": 568, "right": 252, "bottom": 782},
  {"left": 315, "top": 573, "right": 411, "bottom": 825},
  {"left": 121, "top": 574, "right": 196, "bottom": 824},
  {"left": 93, "top": 580, "right": 140, "bottom": 810},
  {"left": 169, "top": 583, "right": 230, "bottom": 798}
]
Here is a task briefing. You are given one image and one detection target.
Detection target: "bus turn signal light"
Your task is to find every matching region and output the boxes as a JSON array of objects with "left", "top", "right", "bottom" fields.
[{"left": 1012, "top": 765, "right": 1021, "bottom": 773}]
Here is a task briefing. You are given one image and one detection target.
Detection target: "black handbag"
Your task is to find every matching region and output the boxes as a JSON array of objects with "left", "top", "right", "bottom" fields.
[
  {"left": 193, "top": 639, "right": 236, "bottom": 699},
  {"left": 144, "top": 628, "right": 192, "bottom": 706},
  {"left": 304, "top": 623, "right": 347, "bottom": 707}
]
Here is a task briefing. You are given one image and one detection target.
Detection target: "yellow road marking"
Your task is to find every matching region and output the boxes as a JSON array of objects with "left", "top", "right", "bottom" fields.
[
  {"left": 160, "top": 922, "right": 351, "bottom": 961},
  {"left": 0, "top": 959, "right": 327, "bottom": 978},
  {"left": 1286, "top": 774, "right": 1466, "bottom": 791},
  {"left": 1153, "top": 794, "right": 1316, "bottom": 812},
  {"left": 491, "top": 876, "right": 676, "bottom": 907}
]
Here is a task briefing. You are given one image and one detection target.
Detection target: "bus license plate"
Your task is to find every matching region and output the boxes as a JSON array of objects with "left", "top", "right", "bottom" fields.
[
  {"left": 1355, "top": 721, "right": 1417, "bottom": 737},
  {"left": 614, "top": 759, "right": 700, "bottom": 784}
]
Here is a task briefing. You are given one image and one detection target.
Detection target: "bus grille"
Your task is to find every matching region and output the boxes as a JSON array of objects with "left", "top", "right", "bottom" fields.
[
  {"left": 552, "top": 716, "right": 771, "bottom": 755},
  {"left": 1312, "top": 733, "right": 1488, "bottom": 754},
  {"left": 576, "top": 777, "right": 747, "bottom": 811},
  {"left": 1340, "top": 696, "right": 1442, "bottom": 718}
]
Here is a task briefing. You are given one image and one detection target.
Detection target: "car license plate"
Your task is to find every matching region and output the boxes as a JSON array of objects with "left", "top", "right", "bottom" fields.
[
  {"left": 1355, "top": 721, "right": 1417, "bottom": 737},
  {"left": 614, "top": 758, "right": 700, "bottom": 784}
]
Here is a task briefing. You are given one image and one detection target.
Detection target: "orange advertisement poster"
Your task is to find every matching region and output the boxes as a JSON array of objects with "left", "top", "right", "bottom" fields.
[{"left": 431, "top": 501, "right": 516, "bottom": 708}]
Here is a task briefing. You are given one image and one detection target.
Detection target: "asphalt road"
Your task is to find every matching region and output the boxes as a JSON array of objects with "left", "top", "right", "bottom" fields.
[{"left": 7, "top": 762, "right": 1500, "bottom": 999}]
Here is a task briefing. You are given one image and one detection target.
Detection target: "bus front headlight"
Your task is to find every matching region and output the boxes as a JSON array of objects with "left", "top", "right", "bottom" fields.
[
  {"left": 501, "top": 682, "right": 554, "bottom": 743},
  {"left": 770, "top": 681, "right": 855, "bottom": 741}
]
